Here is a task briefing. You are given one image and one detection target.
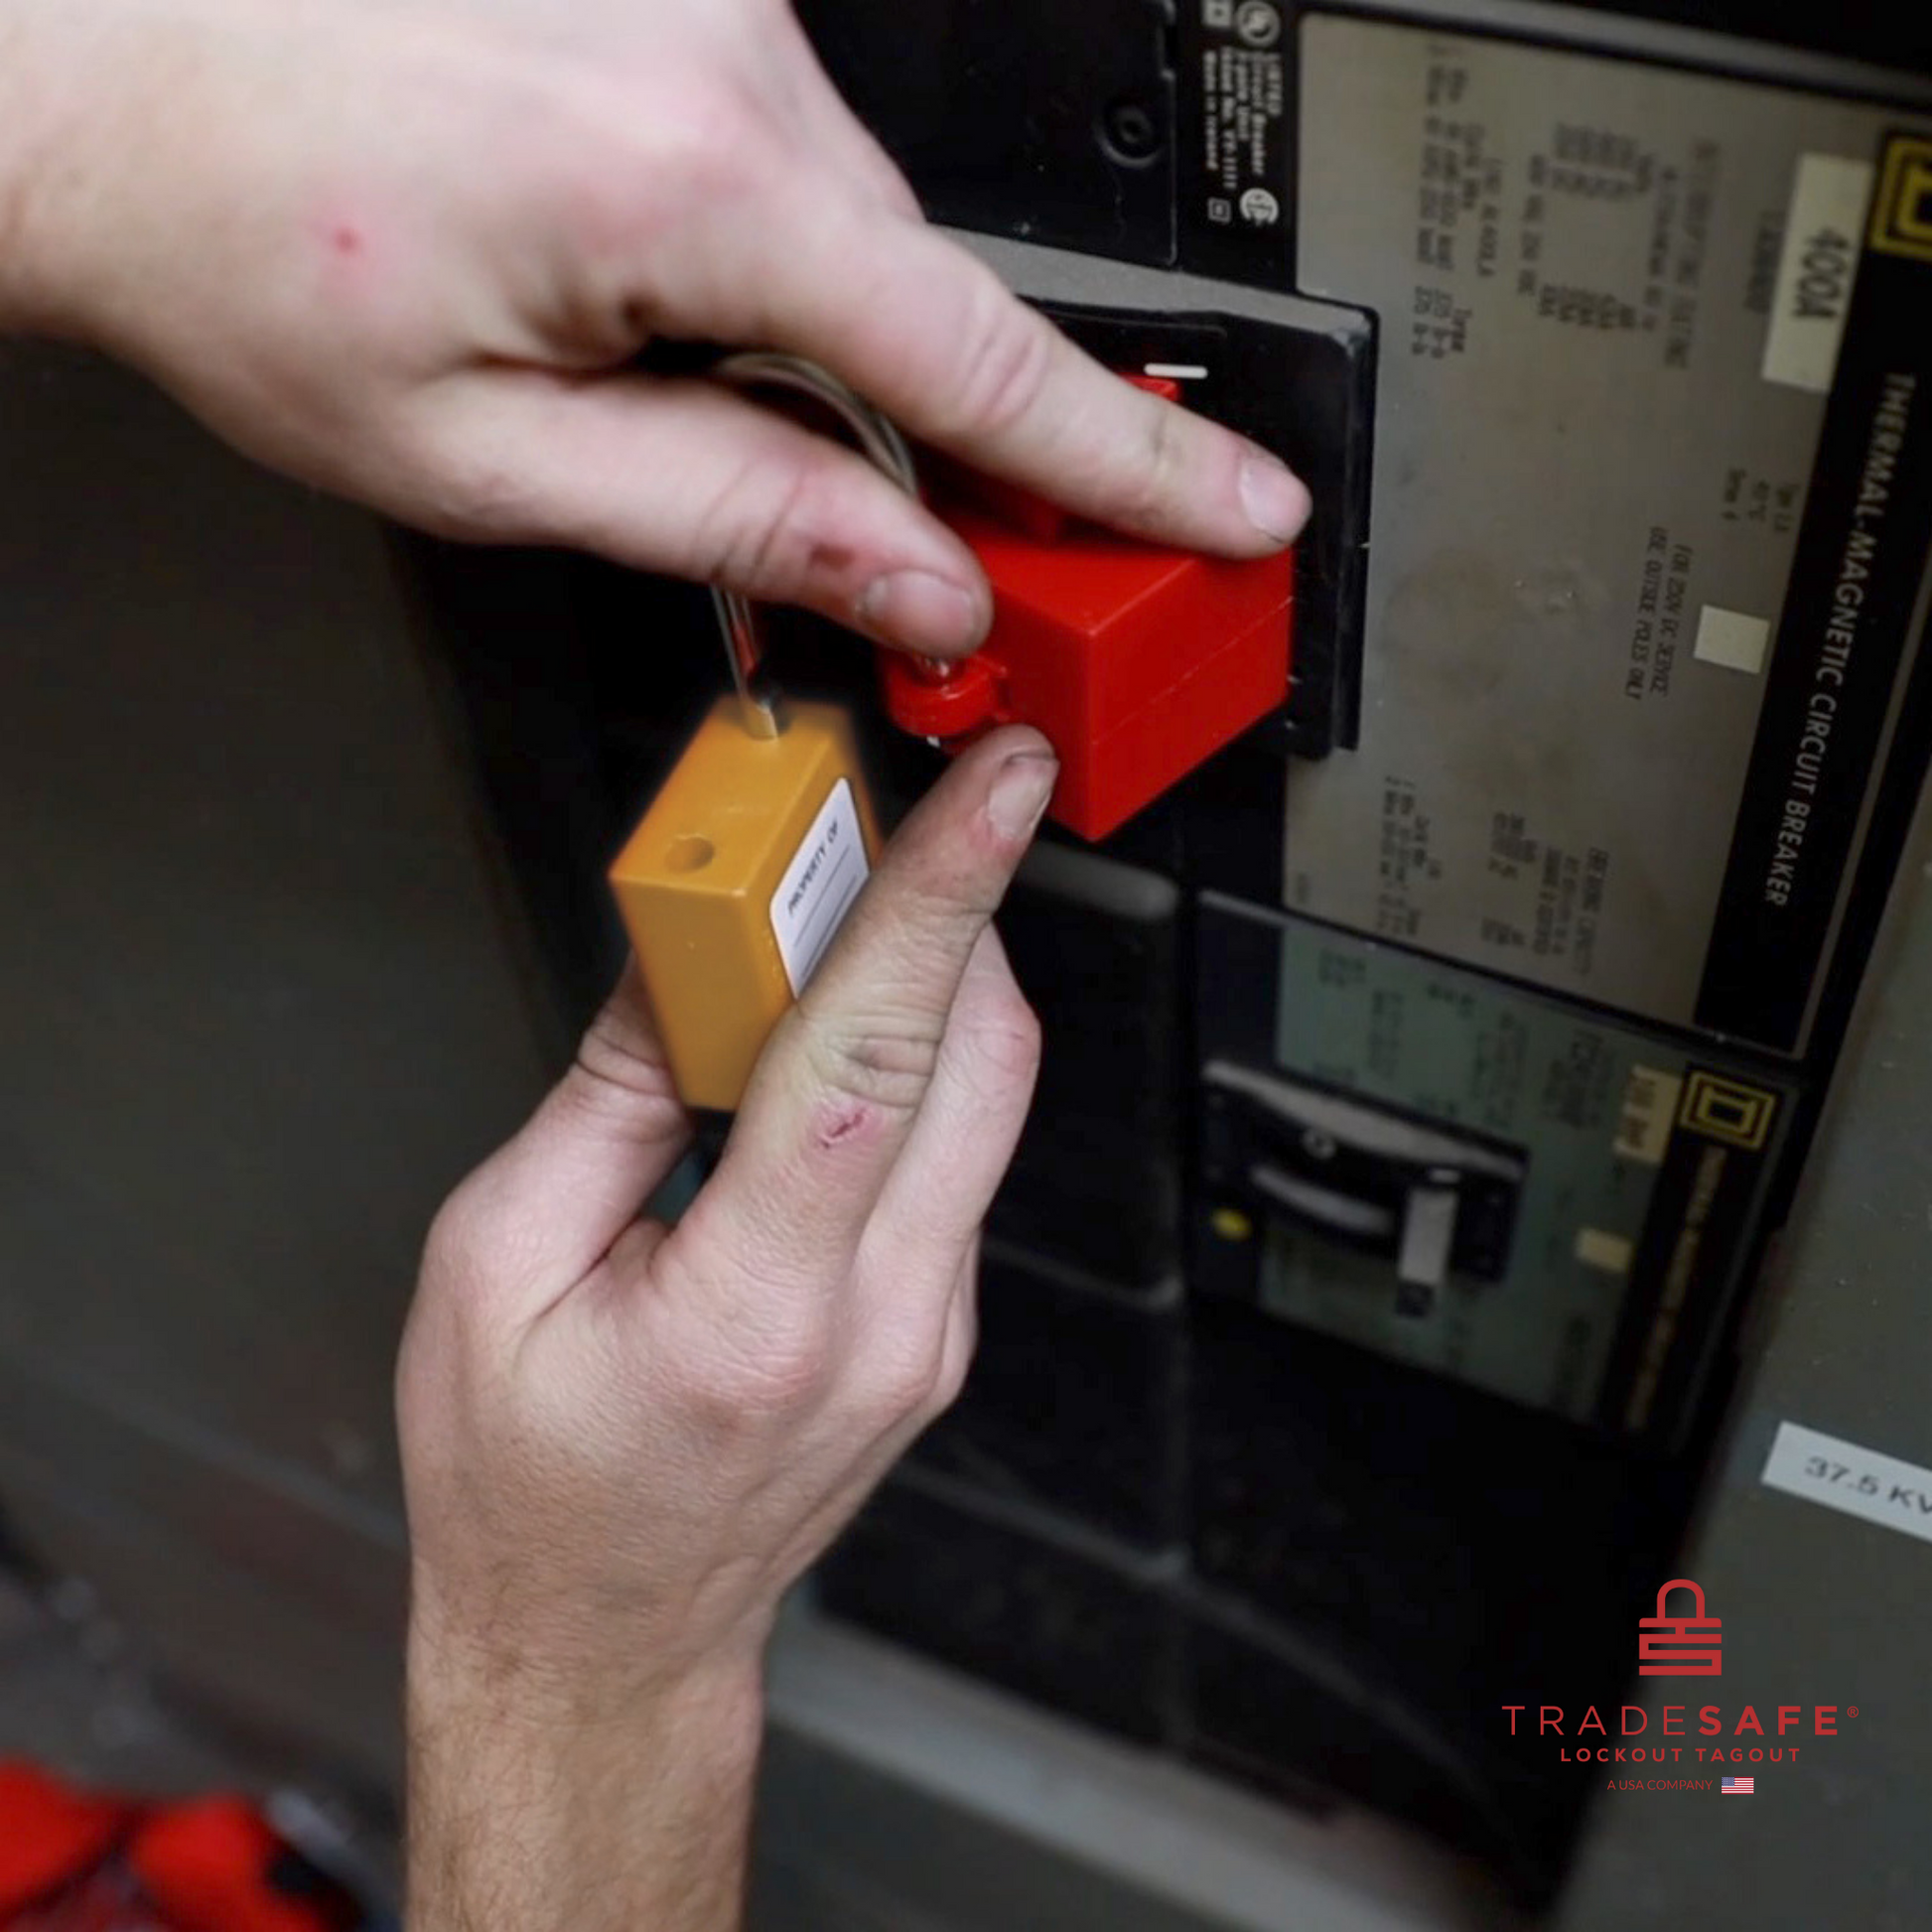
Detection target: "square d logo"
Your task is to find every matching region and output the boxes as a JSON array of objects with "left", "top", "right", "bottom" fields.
[
  {"left": 1679, "top": 1072, "right": 1776, "bottom": 1152},
  {"left": 1870, "top": 135, "right": 1932, "bottom": 264}
]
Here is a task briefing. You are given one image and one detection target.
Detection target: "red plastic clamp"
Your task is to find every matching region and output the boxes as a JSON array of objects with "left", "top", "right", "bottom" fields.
[{"left": 878, "top": 379, "right": 1296, "bottom": 842}]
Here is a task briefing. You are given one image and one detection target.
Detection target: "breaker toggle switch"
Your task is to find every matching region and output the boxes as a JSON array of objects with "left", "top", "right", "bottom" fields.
[
  {"left": 878, "top": 387, "right": 1296, "bottom": 842},
  {"left": 1201, "top": 1059, "right": 1527, "bottom": 1318}
]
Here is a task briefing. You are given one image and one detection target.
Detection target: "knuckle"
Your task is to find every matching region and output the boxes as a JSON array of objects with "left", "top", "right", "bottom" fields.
[
  {"left": 402, "top": 422, "right": 549, "bottom": 544},
  {"left": 1112, "top": 392, "right": 1189, "bottom": 532},
  {"left": 568, "top": 995, "right": 681, "bottom": 1112},
  {"left": 647, "top": 81, "right": 771, "bottom": 203},
  {"left": 421, "top": 1176, "right": 488, "bottom": 1285},
  {"left": 800, "top": 1011, "right": 945, "bottom": 1119},
  {"left": 568, "top": 65, "right": 768, "bottom": 215},
  {"left": 694, "top": 449, "right": 843, "bottom": 600},
  {"left": 929, "top": 1338, "right": 972, "bottom": 1416},
  {"left": 928, "top": 1308, "right": 977, "bottom": 1418},
  {"left": 690, "top": 1310, "right": 834, "bottom": 1420},
  {"left": 934, "top": 279, "right": 1056, "bottom": 442},
  {"left": 946, "top": 989, "right": 1043, "bottom": 1110},
  {"left": 416, "top": 1172, "right": 546, "bottom": 1338},
  {"left": 854, "top": 1336, "right": 946, "bottom": 1427},
  {"left": 538, "top": 71, "right": 774, "bottom": 329},
  {"left": 979, "top": 991, "right": 1044, "bottom": 1085}
]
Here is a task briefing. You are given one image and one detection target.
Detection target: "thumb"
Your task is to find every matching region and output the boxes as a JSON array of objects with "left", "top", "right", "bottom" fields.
[{"left": 410, "top": 364, "right": 993, "bottom": 657}]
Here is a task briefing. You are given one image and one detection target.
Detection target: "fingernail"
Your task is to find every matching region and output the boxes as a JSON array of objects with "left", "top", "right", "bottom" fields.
[
  {"left": 1238, "top": 451, "right": 1311, "bottom": 547},
  {"left": 857, "top": 570, "right": 988, "bottom": 655},
  {"left": 987, "top": 750, "right": 1058, "bottom": 840}
]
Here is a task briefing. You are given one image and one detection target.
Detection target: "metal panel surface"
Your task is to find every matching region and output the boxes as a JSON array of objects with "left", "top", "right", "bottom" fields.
[
  {"left": 0, "top": 343, "right": 558, "bottom": 1773},
  {"left": 1287, "top": 15, "right": 1932, "bottom": 1052},
  {"left": 1560, "top": 715, "right": 1932, "bottom": 1925}
]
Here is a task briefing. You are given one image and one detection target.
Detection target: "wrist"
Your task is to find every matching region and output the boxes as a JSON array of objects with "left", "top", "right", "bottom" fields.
[
  {"left": 407, "top": 1554, "right": 776, "bottom": 1726},
  {"left": 408, "top": 1597, "right": 768, "bottom": 1744},
  {"left": 408, "top": 1619, "right": 766, "bottom": 1932}
]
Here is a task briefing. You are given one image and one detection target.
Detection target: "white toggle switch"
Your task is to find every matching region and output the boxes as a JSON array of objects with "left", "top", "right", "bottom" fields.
[{"left": 1397, "top": 1179, "right": 1459, "bottom": 1295}]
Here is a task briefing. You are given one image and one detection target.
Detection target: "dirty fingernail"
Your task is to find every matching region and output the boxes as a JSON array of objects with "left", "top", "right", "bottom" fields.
[
  {"left": 987, "top": 750, "right": 1058, "bottom": 840},
  {"left": 1238, "top": 451, "right": 1312, "bottom": 547},
  {"left": 858, "top": 570, "right": 988, "bottom": 655}
]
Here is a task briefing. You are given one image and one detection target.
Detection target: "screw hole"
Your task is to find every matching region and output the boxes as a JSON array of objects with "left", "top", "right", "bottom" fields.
[{"left": 1101, "top": 97, "right": 1163, "bottom": 165}]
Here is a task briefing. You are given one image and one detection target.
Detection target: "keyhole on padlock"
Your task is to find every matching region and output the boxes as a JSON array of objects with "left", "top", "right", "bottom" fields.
[{"left": 665, "top": 835, "right": 715, "bottom": 873}]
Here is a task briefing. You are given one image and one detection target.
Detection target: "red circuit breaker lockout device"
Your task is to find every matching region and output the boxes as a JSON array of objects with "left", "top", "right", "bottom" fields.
[{"left": 877, "top": 378, "right": 1297, "bottom": 842}]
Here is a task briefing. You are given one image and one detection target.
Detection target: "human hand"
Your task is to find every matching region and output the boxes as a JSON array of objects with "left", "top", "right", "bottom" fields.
[
  {"left": 2, "top": 0, "right": 1311, "bottom": 658},
  {"left": 395, "top": 728, "right": 1054, "bottom": 1925}
]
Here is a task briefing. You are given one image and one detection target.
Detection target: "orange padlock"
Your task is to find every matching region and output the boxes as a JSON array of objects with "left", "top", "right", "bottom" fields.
[
  {"left": 608, "top": 353, "right": 910, "bottom": 1112},
  {"left": 609, "top": 694, "right": 880, "bottom": 1111},
  {"left": 1637, "top": 1579, "right": 1723, "bottom": 1677}
]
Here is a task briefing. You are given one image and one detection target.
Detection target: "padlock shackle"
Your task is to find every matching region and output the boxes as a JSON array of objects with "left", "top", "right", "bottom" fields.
[
  {"left": 711, "top": 586, "right": 784, "bottom": 740},
  {"left": 1652, "top": 1578, "right": 1708, "bottom": 1617},
  {"left": 707, "top": 351, "right": 924, "bottom": 741},
  {"left": 710, "top": 351, "right": 920, "bottom": 494}
]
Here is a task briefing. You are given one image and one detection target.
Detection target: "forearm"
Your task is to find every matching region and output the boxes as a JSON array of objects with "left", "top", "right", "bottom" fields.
[{"left": 406, "top": 1620, "right": 766, "bottom": 1932}]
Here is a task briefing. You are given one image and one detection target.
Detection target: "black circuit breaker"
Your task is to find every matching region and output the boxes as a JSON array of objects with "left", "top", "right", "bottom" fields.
[{"left": 794, "top": 0, "right": 1932, "bottom": 1910}]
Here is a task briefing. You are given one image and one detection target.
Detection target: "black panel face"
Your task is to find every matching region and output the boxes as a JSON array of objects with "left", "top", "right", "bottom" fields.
[
  {"left": 1181, "top": 1301, "right": 1682, "bottom": 1881},
  {"left": 905, "top": 1247, "right": 1184, "bottom": 1547},
  {"left": 992, "top": 845, "right": 1187, "bottom": 1289},
  {"left": 797, "top": 0, "right": 1178, "bottom": 266},
  {"left": 1563, "top": 0, "right": 1929, "bottom": 67},
  {"left": 417, "top": 0, "right": 1932, "bottom": 1912},
  {"left": 815, "top": 1474, "right": 1182, "bottom": 1746}
]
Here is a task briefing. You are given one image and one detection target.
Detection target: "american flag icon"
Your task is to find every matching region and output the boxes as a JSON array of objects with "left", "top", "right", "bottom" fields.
[{"left": 1722, "top": 1776, "right": 1755, "bottom": 1795}]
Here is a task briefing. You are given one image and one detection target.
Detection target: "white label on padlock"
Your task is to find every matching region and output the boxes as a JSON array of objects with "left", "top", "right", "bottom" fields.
[
  {"left": 770, "top": 777, "right": 869, "bottom": 996},
  {"left": 1760, "top": 1421, "right": 1932, "bottom": 1548}
]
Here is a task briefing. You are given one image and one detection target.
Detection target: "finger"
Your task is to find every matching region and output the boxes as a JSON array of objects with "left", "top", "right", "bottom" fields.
[
  {"left": 674, "top": 728, "right": 1056, "bottom": 1295},
  {"left": 737, "top": 197, "right": 1311, "bottom": 556},
  {"left": 434, "top": 964, "right": 691, "bottom": 1322},
  {"left": 864, "top": 925, "right": 1038, "bottom": 1276},
  {"left": 407, "top": 364, "right": 993, "bottom": 656},
  {"left": 833, "top": 1245, "right": 982, "bottom": 1516},
  {"left": 869, "top": 1244, "right": 982, "bottom": 1458},
  {"left": 933, "top": 1242, "right": 981, "bottom": 1411}
]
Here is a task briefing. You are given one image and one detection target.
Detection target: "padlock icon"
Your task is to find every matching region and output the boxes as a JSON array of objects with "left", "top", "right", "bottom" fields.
[{"left": 1637, "top": 1579, "right": 1722, "bottom": 1677}]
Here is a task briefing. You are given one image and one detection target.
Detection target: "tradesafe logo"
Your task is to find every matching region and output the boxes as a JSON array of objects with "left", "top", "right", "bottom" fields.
[
  {"left": 1638, "top": 1579, "right": 1722, "bottom": 1676},
  {"left": 1502, "top": 1576, "right": 1861, "bottom": 1788}
]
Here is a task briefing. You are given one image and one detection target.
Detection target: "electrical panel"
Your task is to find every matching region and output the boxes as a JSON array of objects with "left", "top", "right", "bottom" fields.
[{"left": 426, "top": 0, "right": 1932, "bottom": 1908}]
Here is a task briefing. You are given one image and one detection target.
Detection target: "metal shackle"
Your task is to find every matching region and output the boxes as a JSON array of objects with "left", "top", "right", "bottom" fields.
[{"left": 706, "top": 351, "right": 920, "bottom": 740}]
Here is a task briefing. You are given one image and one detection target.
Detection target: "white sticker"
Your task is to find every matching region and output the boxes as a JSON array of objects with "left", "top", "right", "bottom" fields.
[
  {"left": 1761, "top": 155, "right": 1874, "bottom": 393},
  {"left": 1693, "top": 606, "right": 1771, "bottom": 676},
  {"left": 1761, "top": 1421, "right": 1932, "bottom": 1547},
  {"left": 1575, "top": 1227, "right": 1634, "bottom": 1275},
  {"left": 769, "top": 778, "right": 869, "bottom": 996},
  {"left": 1613, "top": 1065, "right": 1682, "bottom": 1166}
]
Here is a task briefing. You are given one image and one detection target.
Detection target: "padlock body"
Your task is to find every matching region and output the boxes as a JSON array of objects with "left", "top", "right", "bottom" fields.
[
  {"left": 1637, "top": 1581, "right": 1722, "bottom": 1673},
  {"left": 609, "top": 697, "right": 880, "bottom": 1111}
]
